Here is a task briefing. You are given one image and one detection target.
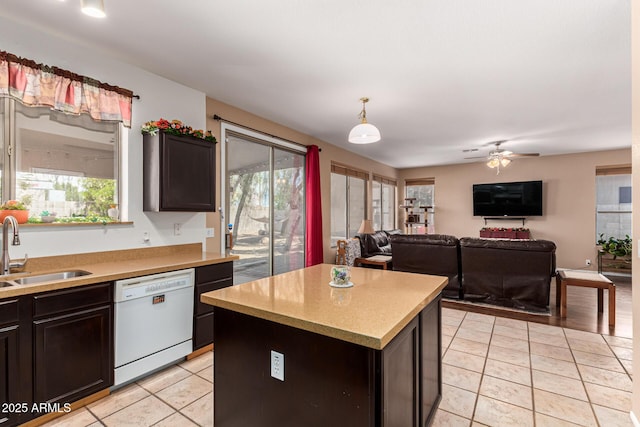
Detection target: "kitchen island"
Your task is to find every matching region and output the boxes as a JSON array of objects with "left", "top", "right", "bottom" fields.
[{"left": 201, "top": 263, "right": 447, "bottom": 427}]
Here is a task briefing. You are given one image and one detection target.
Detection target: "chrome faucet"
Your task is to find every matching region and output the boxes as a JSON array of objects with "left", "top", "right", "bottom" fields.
[{"left": 1, "top": 215, "right": 27, "bottom": 275}]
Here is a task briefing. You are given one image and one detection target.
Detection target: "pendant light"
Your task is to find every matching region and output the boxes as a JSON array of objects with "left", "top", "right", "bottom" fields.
[
  {"left": 348, "top": 97, "right": 381, "bottom": 144},
  {"left": 81, "top": 0, "right": 106, "bottom": 18}
]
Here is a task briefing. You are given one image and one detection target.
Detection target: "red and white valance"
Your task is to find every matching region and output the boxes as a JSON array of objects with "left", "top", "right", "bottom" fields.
[{"left": 0, "top": 50, "right": 133, "bottom": 127}]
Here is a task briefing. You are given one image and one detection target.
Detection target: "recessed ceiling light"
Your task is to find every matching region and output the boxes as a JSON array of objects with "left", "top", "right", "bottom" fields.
[{"left": 81, "top": 0, "right": 106, "bottom": 18}]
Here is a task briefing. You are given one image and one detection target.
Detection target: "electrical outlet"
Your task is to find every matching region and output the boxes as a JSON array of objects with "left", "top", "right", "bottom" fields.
[
  {"left": 174, "top": 223, "right": 182, "bottom": 236},
  {"left": 270, "top": 350, "right": 284, "bottom": 381},
  {"left": 586, "top": 259, "right": 591, "bottom": 266},
  {"left": 143, "top": 231, "right": 150, "bottom": 243},
  {"left": 206, "top": 228, "right": 214, "bottom": 238}
]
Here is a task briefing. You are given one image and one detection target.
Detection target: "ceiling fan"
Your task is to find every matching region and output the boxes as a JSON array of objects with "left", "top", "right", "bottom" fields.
[{"left": 464, "top": 140, "right": 539, "bottom": 174}]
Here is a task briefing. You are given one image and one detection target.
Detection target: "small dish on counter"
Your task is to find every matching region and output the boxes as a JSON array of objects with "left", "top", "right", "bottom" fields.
[{"left": 329, "top": 280, "right": 353, "bottom": 288}]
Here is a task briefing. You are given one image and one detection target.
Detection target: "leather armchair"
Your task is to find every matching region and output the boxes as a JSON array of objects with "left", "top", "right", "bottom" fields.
[
  {"left": 390, "top": 234, "right": 462, "bottom": 299},
  {"left": 460, "top": 238, "right": 556, "bottom": 312}
]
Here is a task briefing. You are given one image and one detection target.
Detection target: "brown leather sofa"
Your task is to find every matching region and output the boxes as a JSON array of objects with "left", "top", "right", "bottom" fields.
[
  {"left": 390, "top": 234, "right": 462, "bottom": 299},
  {"left": 356, "top": 229, "right": 402, "bottom": 258},
  {"left": 459, "top": 237, "right": 556, "bottom": 312}
]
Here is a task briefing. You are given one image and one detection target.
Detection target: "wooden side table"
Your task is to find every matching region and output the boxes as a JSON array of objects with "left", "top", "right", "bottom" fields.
[
  {"left": 555, "top": 270, "right": 616, "bottom": 327},
  {"left": 355, "top": 255, "right": 392, "bottom": 270}
]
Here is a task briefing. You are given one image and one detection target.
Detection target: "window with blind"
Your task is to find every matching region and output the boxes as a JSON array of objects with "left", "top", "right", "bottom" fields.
[
  {"left": 405, "top": 178, "right": 435, "bottom": 207},
  {"left": 405, "top": 178, "right": 435, "bottom": 232},
  {"left": 372, "top": 174, "right": 397, "bottom": 231},
  {"left": 330, "top": 163, "right": 367, "bottom": 244},
  {"left": 596, "top": 165, "right": 631, "bottom": 241}
]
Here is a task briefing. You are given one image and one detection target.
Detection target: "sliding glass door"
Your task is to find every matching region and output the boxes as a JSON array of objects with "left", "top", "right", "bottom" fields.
[
  {"left": 224, "top": 128, "right": 305, "bottom": 284},
  {"left": 273, "top": 148, "right": 305, "bottom": 275}
]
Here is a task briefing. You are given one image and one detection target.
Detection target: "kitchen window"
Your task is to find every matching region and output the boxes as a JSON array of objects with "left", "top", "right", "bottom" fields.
[
  {"left": 330, "top": 163, "right": 367, "bottom": 244},
  {"left": 0, "top": 98, "right": 120, "bottom": 222}
]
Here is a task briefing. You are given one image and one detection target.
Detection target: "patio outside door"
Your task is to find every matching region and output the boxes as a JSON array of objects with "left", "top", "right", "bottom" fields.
[{"left": 225, "top": 131, "right": 305, "bottom": 284}]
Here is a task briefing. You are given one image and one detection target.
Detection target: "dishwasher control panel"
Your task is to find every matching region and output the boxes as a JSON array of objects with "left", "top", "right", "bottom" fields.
[{"left": 114, "top": 268, "right": 195, "bottom": 302}]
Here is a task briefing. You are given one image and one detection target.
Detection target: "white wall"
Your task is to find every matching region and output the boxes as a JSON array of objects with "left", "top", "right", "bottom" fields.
[
  {"left": 0, "top": 18, "right": 210, "bottom": 257},
  {"left": 630, "top": 0, "right": 639, "bottom": 423}
]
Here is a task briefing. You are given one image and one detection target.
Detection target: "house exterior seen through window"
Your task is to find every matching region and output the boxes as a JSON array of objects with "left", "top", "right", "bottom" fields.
[
  {"left": 596, "top": 167, "right": 631, "bottom": 241},
  {"left": 1, "top": 99, "right": 120, "bottom": 222}
]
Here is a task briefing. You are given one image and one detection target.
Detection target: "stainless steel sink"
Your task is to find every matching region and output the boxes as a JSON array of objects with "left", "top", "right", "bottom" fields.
[
  {"left": 13, "top": 270, "right": 92, "bottom": 285},
  {"left": 0, "top": 281, "right": 14, "bottom": 288}
]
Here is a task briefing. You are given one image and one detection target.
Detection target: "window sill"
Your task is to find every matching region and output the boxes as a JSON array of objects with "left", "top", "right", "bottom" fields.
[{"left": 21, "top": 221, "right": 134, "bottom": 228}]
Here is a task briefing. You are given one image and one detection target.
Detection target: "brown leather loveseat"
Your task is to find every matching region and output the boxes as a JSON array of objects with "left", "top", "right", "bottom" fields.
[
  {"left": 459, "top": 237, "right": 556, "bottom": 312},
  {"left": 390, "top": 234, "right": 462, "bottom": 299}
]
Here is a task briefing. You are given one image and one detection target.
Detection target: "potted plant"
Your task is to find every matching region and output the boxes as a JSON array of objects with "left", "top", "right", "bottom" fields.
[
  {"left": 0, "top": 200, "right": 29, "bottom": 224},
  {"left": 141, "top": 118, "right": 217, "bottom": 142},
  {"left": 597, "top": 234, "right": 632, "bottom": 272},
  {"left": 597, "top": 234, "right": 632, "bottom": 258}
]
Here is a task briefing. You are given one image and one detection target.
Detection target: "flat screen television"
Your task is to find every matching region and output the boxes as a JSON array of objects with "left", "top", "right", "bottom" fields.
[{"left": 473, "top": 180, "right": 543, "bottom": 216}]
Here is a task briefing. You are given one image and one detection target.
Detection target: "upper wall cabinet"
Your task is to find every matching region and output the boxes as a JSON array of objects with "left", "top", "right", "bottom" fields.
[{"left": 143, "top": 131, "right": 216, "bottom": 212}]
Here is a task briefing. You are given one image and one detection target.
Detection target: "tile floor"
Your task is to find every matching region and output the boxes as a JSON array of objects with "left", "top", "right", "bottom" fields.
[
  {"left": 42, "top": 352, "right": 214, "bottom": 427},
  {"left": 434, "top": 308, "right": 634, "bottom": 427},
  {"left": 42, "top": 307, "right": 634, "bottom": 427}
]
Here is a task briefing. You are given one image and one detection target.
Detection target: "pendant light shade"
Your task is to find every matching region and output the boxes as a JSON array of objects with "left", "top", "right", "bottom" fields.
[
  {"left": 81, "top": 0, "right": 106, "bottom": 18},
  {"left": 348, "top": 123, "right": 381, "bottom": 144},
  {"left": 348, "top": 97, "right": 381, "bottom": 144}
]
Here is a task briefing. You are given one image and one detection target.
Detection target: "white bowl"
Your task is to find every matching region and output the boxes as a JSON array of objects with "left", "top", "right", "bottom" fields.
[{"left": 41, "top": 215, "right": 56, "bottom": 223}]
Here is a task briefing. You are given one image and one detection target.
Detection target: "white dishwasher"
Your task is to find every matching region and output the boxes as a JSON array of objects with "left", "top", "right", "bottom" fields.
[{"left": 114, "top": 268, "right": 195, "bottom": 387}]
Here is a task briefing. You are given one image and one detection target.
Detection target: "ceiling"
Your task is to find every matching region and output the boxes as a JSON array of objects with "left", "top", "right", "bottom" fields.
[{"left": 0, "top": 0, "right": 631, "bottom": 168}]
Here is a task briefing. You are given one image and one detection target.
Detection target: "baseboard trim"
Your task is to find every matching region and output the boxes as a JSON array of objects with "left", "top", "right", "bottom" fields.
[
  {"left": 22, "top": 388, "right": 110, "bottom": 427},
  {"left": 631, "top": 410, "right": 640, "bottom": 427},
  {"left": 187, "top": 343, "right": 214, "bottom": 359}
]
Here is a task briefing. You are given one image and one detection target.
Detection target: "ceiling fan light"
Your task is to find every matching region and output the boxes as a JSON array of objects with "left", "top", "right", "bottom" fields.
[
  {"left": 81, "top": 0, "right": 106, "bottom": 18},
  {"left": 348, "top": 123, "right": 381, "bottom": 144},
  {"left": 500, "top": 157, "right": 512, "bottom": 167},
  {"left": 487, "top": 158, "right": 499, "bottom": 168}
]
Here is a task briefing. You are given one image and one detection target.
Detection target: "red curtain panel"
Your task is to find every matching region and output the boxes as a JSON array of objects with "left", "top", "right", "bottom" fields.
[{"left": 305, "top": 145, "right": 323, "bottom": 266}]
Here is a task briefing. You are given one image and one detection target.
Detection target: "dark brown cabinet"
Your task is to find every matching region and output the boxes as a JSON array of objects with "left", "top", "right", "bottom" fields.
[
  {"left": 143, "top": 131, "right": 216, "bottom": 212},
  {"left": 193, "top": 262, "right": 233, "bottom": 350},
  {"left": 213, "top": 296, "right": 442, "bottom": 426},
  {"left": 0, "top": 298, "right": 30, "bottom": 427},
  {"left": 31, "top": 283, "right": 113, "bottom": 415}
]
